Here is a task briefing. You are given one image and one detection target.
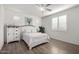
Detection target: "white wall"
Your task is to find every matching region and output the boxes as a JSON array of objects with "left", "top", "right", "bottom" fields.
[
  {"left": 0, "top": 5, "right": 4, "bottom": 50},
  {"left": 42, "top": 6, "right": 79, "bottom": 45},
  {"left": 32, "top": 16, "right": 41, "bottom": 27},
  {"left": 4, "top": 7, "right": 41, "bottom": 27},
  {"left": 4, "top": 7, "right": 26, "bottom": 26}
]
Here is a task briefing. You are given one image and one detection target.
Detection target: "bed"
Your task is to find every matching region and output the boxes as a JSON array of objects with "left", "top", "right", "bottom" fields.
[{"left": 21, "top": 26, "right": 50, "bottom": 50}]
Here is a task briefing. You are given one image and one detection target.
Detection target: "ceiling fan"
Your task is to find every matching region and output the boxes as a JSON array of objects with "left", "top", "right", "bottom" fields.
[{"left": 36, "top": 4, "right": 52, "bottom": 11}]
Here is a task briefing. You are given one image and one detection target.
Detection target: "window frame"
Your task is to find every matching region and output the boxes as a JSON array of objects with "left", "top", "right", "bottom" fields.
[{"left": 52, "top": 15, "right": 67, "bottom": 31}]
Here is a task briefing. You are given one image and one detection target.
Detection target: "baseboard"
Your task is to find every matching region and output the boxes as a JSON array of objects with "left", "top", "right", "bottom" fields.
[
  {"left": 51, "top": 37, "right": 79, "bottom": 46},
  {"left": 0, "top": 43, "right": 4, "bottom": 51}
]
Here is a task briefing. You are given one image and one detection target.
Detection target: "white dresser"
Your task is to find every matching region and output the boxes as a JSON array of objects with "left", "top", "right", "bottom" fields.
[{"left": 6, "top": 26, "right": 20, "bottom": 43}]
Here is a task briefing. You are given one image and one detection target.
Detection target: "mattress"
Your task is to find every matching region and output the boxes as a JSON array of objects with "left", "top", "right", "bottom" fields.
[{"left": 23, "top": 32, "right": 49, "bottom": 43}]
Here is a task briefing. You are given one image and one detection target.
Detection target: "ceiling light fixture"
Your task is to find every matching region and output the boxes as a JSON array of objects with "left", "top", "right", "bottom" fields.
[
  {"left": 36, "top": 4, "right": 52, "bottom": 11},
  {"left": 40, "top": 7, "right": 45, "bottom": 11}
]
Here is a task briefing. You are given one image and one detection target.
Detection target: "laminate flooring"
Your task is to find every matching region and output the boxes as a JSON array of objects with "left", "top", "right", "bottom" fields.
[{"left": 1, "top": 38, "right": 79, "bottom": 54}]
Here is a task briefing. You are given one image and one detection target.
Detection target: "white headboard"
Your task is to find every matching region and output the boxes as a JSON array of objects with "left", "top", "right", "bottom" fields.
[{"left": 22, "top": 26, "right": 37, "bottom": 33}]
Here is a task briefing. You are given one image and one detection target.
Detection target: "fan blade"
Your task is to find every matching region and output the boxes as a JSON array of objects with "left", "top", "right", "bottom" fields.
[
  {"left": 46, "top": 4, "right": 51, "bottom": 7},
  {"left": 45, "top": 8, "right": 52, "bottom": 11}
]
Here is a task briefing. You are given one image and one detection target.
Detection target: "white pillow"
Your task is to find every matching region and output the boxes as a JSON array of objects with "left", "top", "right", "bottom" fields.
[
  {"left": 22, "top": 26, "right": 37, "bottom": 33},
  {"left": 31, "top": 28, "right": 37, "bottom": 33}
]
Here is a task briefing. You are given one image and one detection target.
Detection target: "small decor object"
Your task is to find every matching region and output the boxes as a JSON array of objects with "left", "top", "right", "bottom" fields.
[
  {"left": 25, "top": 17, "right": 32, "bottom": 25},
  {"left": 39, "top": 26, "right": 45, "bottom": 33},
  {"left": 27, "top": 17, "right": 32, "bottom": 25}
]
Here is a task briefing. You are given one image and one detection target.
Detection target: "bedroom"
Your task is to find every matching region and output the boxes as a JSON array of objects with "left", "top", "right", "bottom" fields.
[{"left": 0, "top": 4, "right": 79, "bottom": 54}]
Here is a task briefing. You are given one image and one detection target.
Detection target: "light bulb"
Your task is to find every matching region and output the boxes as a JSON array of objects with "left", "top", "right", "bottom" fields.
[{"left": 40, "top": 7, "right": 45, "bottom": 11}]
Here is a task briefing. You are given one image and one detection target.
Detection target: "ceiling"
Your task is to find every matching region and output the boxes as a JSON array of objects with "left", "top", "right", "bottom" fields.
[{"left": 4, "top": 4, "right": 78, "bottom": 17}]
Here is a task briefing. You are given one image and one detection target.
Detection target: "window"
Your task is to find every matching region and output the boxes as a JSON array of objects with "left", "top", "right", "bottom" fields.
[
  {"left": 52, "top": 15, "right": 67, "bottom": 31},
  {"left": 52, "top": 17, "right": 58, "bottom": 30},
  {"left": 59, "top": 15, "right": 67, "bottom": 31}
]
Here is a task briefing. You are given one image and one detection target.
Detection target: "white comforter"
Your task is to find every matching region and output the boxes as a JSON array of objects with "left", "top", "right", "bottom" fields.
[
  {"left": 22, "top": 32, "right": 49, "bottom": 49},
  {"left": 23, "top": 32, "right": 49, "bottom": 42}
]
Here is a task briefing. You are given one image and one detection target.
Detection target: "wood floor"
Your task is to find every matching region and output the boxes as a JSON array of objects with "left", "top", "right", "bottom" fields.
[{"left": 1, "top": 38, "right": 79, "bottom": 54}]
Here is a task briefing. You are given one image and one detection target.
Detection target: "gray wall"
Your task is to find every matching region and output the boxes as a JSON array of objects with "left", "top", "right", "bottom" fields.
[
  {"left": 0, "top": 5, "right": 4, "bottom": 50},
  {"left": 42, "top": 6, "right": 79, "bottom": 45}
]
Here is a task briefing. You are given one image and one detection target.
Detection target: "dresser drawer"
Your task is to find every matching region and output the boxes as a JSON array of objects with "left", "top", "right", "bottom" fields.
[
  {"left": 14, "top": 36, "right": 20, "bottom": 41},
  {"left": 7, "top": 34, "right": 14, "bottom": 43}
]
